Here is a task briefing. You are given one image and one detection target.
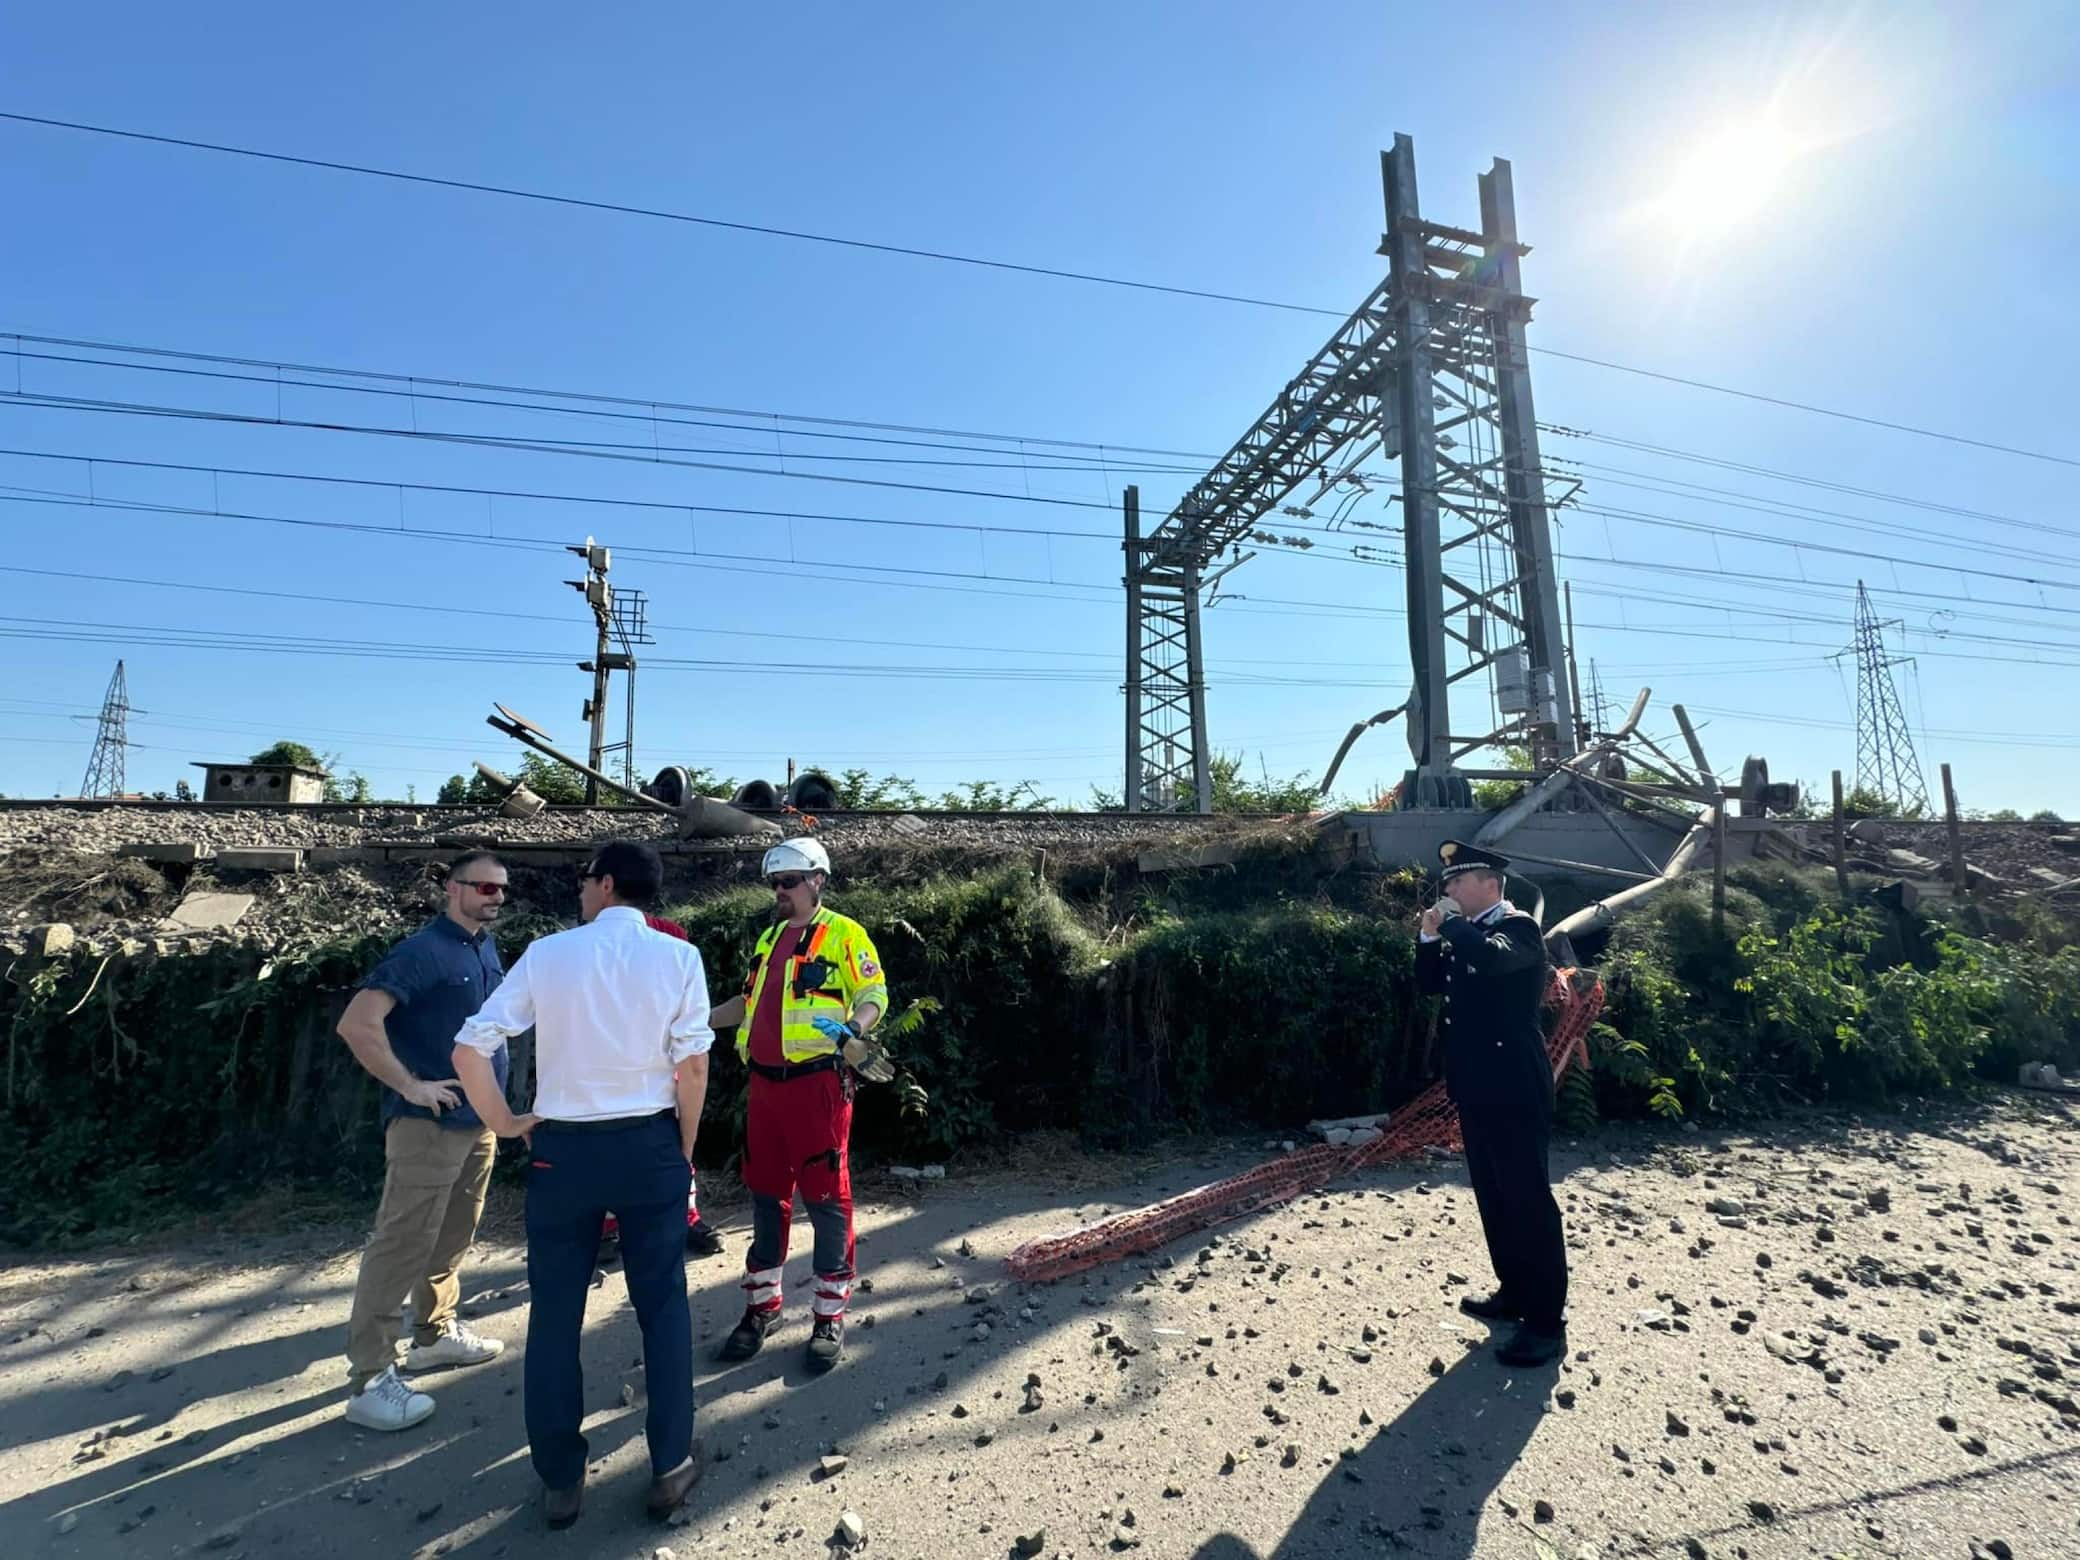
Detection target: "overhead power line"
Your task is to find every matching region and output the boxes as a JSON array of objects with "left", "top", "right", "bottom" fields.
[
  {"left": 12, "top": 382, "right": 2080, "bottom": 598},
  {"left": 0, "top": 695, "right": 1358, "bottom": 766},
  {"left": 4, "top": 111, "right": 2075, "bottom": 469},
  {"left": 9, "top": 378, "right": 2076, "bottom": 580},
  {"left": 0, "top": 612, "right": 1424, "bottom": 688},
  {"left": 0, "top": 562, "right": 1503, "bottom": 672},
  {"left": 8, "top": 537, "right": 2074, "bottom": 676},
  {"left": 1544, "top": 426, "right": 2068, "bottom": 541},
  {"left": 0, "top": 336, "right": 1211, "bottom": 466},
  {"left": 13, "top": 476, "right": 2080, "bottom": 665},
  {"left": 11, "top": 457, "right": 2080, "bottom": 663},
  {"left": 14, "top": 330, "right": 2073, "bottom": 549}
]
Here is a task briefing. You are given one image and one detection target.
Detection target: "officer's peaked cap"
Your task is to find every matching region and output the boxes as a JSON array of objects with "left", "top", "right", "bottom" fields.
[{"left": 1438, "top": 839, "right": 1509, "bottom": 880}]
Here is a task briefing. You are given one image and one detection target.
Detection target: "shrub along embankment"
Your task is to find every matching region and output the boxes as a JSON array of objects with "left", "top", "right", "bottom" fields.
[{"left": 1, "top": 854, "right": 2074, "bottom": 1240}]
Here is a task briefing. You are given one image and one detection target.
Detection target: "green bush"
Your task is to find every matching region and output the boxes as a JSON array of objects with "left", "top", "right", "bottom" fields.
[
  {"left": 5, "top": 852, "right": 2077, "bottom": 1240},
  {"left": 1588, "top": 867, "right": 2080, "bottom": 1116}
]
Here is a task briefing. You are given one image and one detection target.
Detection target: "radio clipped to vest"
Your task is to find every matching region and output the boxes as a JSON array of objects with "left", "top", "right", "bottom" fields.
[{"left": 791, "top": 955, "right": 840, "bottom": 1001}]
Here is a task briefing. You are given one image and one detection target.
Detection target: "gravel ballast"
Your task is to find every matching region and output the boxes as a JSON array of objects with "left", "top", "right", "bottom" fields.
[{"left": 2, "top": 1095, "right": 2073, "bottom": 1558}]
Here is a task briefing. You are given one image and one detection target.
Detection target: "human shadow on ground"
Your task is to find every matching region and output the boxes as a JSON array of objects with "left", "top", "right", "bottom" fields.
[
  {"left": 1190, "top": 1342, "right": 1557, "bottom": 1560},
  {"left": 0, "top": 1171, "right": 1190, "bottom": 1559},
  {"left": 0, "top": 1261, "right": 531, "bottom": 1447}
]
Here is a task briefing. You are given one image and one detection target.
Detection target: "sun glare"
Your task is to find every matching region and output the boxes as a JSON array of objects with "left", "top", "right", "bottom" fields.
[{"left": 1657, "top": 123, "right": 1804, "bottom": 236}]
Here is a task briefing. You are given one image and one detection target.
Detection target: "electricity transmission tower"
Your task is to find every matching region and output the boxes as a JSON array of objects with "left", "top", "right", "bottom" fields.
[
  {"left": 1124, "top": 134, "right": 1575, "bottom": 812},
  {"left": 1585, "top": 658, "right": 1610, "bottom": 737},
  {"left": 1848, "top": 582, "right": 1929, "bottom": 815},
  {"left": 79, "top": 659, "right": 132, "bottom": 799}
]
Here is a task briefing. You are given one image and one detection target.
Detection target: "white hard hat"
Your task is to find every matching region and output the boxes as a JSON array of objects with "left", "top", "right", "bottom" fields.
[{"left": 761, "top": 837, "right": 831, "bottom": 877}]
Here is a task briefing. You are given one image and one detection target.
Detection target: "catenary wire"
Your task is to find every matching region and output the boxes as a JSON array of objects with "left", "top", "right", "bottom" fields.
[{"left": 2, "top": 111, "right": 2073, "bottom": 468}]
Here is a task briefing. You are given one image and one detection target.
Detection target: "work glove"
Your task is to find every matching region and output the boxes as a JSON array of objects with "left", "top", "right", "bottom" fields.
[{"left": 813, "top": 1016, "right": 896, "bottom": 1083}]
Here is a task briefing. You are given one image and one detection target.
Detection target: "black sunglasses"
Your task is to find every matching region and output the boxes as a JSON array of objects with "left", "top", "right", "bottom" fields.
[{"left": 767, "top": 873, "right": 808, "bottom": 891}]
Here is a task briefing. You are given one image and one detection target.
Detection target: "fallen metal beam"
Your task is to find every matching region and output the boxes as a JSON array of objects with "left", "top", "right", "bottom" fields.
[
  {"left": 1573, "top": 773, "right": 1699, "bottom": 832},
  {"left": 485, "top": 713, "right": 673, "bottom": 813},
  {"left": 1571, "top": 776, "right": 1669, "bottom": 875},
  {"left": 1671, "top": 703, "right": 1713, "bottom": 784},
  {"left": 1474, "top": 765, "right": 1578, "bottom": 847},
  {"left": 1484, "top": 845, "right": 1658, "bottom": 883},
  {"left": 1547, "top": 805, "right": 1718, "bottom": 944}
]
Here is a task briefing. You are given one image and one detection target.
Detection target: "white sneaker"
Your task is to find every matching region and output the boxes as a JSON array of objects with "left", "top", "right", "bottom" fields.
[
  {"left": 403, "top": 1320, "right": 505, "bottom": 1372},
  {"left": 344, "top": 1366, "right": 435, "bottom": 1431}
]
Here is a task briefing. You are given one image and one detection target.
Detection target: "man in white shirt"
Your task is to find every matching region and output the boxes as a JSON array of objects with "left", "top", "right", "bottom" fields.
[{"left": 453, "top": 840, "right": 714, "bottom": 1530}]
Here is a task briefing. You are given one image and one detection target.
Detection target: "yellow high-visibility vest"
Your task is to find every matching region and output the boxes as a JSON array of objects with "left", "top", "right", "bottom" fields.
[{"left": 736, "top": 906, "right": 888, "bottom": 1064}]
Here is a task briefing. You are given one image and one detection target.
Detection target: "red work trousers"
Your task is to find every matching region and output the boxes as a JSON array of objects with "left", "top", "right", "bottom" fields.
[{"left": 740, "top": 1068, "right": 855, "bottom": 1317}]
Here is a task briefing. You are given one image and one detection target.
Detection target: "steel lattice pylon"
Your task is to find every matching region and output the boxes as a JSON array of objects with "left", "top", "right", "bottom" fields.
[
  {"left": 79, "top": 659, "right": 131, "bottom": 799},
  {"left": 1124, "top": 134, "right": 1576, "bottom": 813},
  {"left": 1850, "top": 581, "right": 1930, "bottom": 815}
]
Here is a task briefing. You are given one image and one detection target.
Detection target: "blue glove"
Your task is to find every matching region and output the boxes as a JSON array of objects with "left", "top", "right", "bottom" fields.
[{"left": 812, "top": 1016, "right": 857, "bottom": 1044}]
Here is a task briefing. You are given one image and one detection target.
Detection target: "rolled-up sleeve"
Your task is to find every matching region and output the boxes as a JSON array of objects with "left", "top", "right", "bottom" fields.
[
  {"left": 667, "top": 949, "right": 714, "bottom": 1063},
  {"left": 361, "top": 942, "right": 428, "bottom": 1006},
  {"left": 455, "top": 946, "right": 536, "bottom": 1055}
]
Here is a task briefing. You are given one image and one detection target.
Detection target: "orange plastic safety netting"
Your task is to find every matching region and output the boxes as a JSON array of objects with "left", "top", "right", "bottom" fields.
[{"left": 1005, "top": 968, "right": 1603, "bottom": 1282}]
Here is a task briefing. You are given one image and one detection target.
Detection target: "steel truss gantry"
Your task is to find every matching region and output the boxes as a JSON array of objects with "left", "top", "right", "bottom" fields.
[{"left": 1124, "top": 134, "right": 1577, "bottom": 812}]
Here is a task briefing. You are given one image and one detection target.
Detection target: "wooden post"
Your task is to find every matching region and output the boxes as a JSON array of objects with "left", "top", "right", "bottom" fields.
[
  {"left": 1830, "top": 770, "right": 1850, "bottom": 900},
  {"left": 1941, "top": 762, "right": 1968, "bottom": 898},
  {"left": 1711, "top": 805, "right": 1728, "bottom": 933}
]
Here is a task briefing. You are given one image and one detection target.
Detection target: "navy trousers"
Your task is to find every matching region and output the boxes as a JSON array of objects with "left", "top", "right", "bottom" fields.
[{"left": 524, "top": 1113, "right": 694, "bottom": 1489}]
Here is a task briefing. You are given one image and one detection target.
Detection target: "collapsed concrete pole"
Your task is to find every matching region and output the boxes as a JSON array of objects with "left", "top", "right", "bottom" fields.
[
  {"left": 483, "top": 705, "right": 779, "bottom": 840},
  {"left": 1547, "top": 803, "right": 1720, "bottom": 946}
]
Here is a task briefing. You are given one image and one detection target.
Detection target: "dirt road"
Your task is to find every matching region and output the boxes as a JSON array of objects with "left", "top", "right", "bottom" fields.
[{"left": 3, "top": 1097, "right": 2075, "bottom": 1559}]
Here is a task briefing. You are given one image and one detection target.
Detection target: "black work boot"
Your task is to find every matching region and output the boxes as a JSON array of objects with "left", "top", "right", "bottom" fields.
[
  {"left": 685, "top": 1219, "right": 725, "bottom": 1258},
  {"left": 806, "top": 1316, "right": 844, "bottom": 1373},
  {"left": 1458, "top": 1290, "right": 1523, "bottom": 1321},
  {"left": 718, "top": 1306, "right": 776, "bottom": 1362}
]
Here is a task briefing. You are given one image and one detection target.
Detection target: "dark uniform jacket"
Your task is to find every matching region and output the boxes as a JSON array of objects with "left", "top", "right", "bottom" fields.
[{"left": 1415, "top": 903, "right": 1549, "bottom": 1109}]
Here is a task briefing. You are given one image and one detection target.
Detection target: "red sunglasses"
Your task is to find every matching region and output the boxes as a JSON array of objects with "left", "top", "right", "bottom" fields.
[{"left": 453, "top": 880, "right": 508, "bottom": 897}]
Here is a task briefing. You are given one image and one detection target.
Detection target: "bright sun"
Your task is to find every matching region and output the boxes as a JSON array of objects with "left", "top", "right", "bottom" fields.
[{"left": 1656, "top": 123, "right": 1805, "bottom": 236}]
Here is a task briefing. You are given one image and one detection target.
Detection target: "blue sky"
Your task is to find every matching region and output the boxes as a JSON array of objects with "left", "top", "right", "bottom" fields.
[{"left": 2, "top": 2, "right": 2076, "bottom": 813}]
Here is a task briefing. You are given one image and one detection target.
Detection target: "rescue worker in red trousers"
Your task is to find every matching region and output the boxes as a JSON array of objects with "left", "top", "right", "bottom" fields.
[
  {"left": 705, "top": 838, "right": 890, "bottom": 1372},
  {"left": 598, "top": 913, "right": 726, "bottom": 1259}
]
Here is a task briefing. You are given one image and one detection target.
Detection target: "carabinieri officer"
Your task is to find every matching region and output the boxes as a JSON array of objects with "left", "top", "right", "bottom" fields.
[{"left": 1415, "top": 839, "right": 1568, "bottom": 1367}]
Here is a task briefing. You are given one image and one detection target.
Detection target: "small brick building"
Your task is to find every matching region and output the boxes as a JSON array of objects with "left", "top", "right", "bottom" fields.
[{"left": 192, "top": 762, "right": 329, "bottom": 804}]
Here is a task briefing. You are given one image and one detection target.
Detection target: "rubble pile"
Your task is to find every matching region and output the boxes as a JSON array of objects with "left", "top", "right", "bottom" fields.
[
  {"left": 0, "top": 803, "right": 1278, "bottom": 958},
  {"left": 1842, "top": 818, "right": 2080, "bottom": 897}
]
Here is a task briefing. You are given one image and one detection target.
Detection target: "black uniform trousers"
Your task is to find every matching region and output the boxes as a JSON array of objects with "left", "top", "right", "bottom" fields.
[{"left": 1458, "top": 1061, "right": 1567, "bottom": 1332}]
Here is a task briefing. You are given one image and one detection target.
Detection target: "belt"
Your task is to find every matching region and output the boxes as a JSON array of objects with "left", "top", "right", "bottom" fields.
[
  {"left": 747, "top": 1055, "right": 839, "bottom": 1082},
  {"left": 536, "top": 1108, "right": 675, "bottom": 1135}
]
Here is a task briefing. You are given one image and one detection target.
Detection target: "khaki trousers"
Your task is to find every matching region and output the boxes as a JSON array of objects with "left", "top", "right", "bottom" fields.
[{"left": 344, "top": 1118, "right": 497, "bottom": 1391}]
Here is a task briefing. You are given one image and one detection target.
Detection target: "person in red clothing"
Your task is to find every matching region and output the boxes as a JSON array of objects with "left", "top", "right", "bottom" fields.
[
  {"left": 706, "top": 838, "right": 888, "bottom": 1373},
  {"left": 599, "top": 912, "right": 725, "bottom": 1259}
]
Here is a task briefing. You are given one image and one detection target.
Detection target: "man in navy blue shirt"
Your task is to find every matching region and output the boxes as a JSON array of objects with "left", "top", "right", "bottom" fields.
[{"left": 336, "top": 850, "right": 513, "bottom": 1431}]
